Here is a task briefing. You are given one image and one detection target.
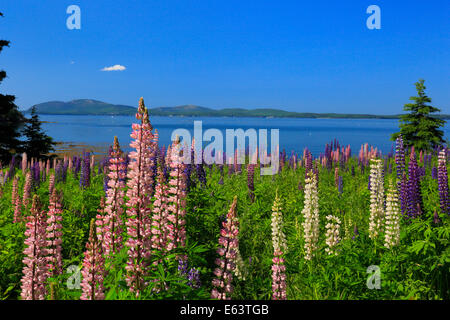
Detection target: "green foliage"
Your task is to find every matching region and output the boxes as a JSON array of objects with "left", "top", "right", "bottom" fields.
[{"left": 392, "top": 79, "right": 446, "bottom": 151}]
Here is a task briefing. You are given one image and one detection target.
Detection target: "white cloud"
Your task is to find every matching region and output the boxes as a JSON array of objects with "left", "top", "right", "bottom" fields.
[{"left": 101, "top": 64, "right": 126, "bottom": 71}]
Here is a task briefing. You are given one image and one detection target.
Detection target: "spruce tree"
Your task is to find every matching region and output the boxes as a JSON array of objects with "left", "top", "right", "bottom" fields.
[
  {"left": 23, "top": 106, "right": 56, "bottom": 160},
  {"left": 0, "top": 12, "right": 25, "bottom": 163},
  {"left": 392, "top": 79, "right": 446, "bottom": 151}
]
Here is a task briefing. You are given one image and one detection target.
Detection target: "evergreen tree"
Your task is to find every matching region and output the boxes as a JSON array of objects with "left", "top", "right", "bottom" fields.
[
  {"left": 392, "top": 79, "right": 446, "bottom": 151},
  {"left": 0, "top": 12, "right": 25, "bottom": 163},
  {"left": 23, "top": 106, "right": 56, "bottom": 160}
]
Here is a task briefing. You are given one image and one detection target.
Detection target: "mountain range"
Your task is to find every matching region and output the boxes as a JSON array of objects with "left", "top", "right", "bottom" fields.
[{"left": 25, "top": 99, "right": 450, "bottom": 119}]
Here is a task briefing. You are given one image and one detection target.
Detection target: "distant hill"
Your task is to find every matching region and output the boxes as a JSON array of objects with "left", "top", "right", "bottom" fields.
[
  {"left": 26, "top": 99, "right": 450, "bottom": 119},
  {"left": 26, "top": 99, "right": 138, "bottom": 115}
]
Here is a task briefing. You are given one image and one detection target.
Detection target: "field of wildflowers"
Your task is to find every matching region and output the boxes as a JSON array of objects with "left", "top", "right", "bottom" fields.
[{"left": 0, "top": 98, "right": 448, "bottom": 300}]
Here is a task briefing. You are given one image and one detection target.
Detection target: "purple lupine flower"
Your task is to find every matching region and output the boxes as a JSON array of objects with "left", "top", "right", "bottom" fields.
[
  {"left": 55, "top": 161, "right": 63, "bottom": 182},
  {"left": 432, "top": 166, "right": 438, "bottom": 179},
  {"left": 196, "top": 164, "right": 206, "bottom": 187},
  {"left": 184, "top": 164, "right": 192, "bottom": 192},
  {"left": 218, "top": 177, "right": 224, "bottom": 185},
  {"left": 73, "top": 156, "right": 81, "bottom": 175},
  {"left": 437, "top": 149, "right": 449, "bottom": 215},
  {"left": 79, "top": 152, "right": 91, "bottom": 189},
  {"left": 178, "top": 259, "right": 188, "bottom": 275},
  {"left": 32, "top": 161, "right": 40, "bottom": 188},
  {"left": 187, "top": 268, "right": 201, "bottom": 289},
  {"left": 406, "top": 152, "right": 422, "bottom": 218},
  {"left": 395, "top": 135, "right": 405, "bottom": 180}
]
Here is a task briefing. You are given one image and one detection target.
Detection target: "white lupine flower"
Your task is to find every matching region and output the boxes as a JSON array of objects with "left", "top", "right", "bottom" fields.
[
  {"left": 271, "top": 192, "right": 287, "bottom": 254},
  {"left": 302, "top": 171, "right": 320, "bottom": 261},
  {"left": 325, "top": 215, "right": 341, "bottom": 255},
  {"left": 384, "top": 181, "right": 401, "bottom": 248},
  {"left": 369, "top": 159, "right": 385, "bottom": 240},
  {"left": 233, "top": 246, "right": 247, "bottom": 281}
]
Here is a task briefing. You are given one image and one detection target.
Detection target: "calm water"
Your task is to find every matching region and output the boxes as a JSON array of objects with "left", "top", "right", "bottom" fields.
[{"left": 40, "top": 115, "right": 450, "bottom": 157}]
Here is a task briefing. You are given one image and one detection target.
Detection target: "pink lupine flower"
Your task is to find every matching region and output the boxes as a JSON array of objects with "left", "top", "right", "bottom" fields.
[
  {"left": 151, "top": 165, "right": 169, "bottom": 251},
  {"left": 48, "top": 173, "right": 55, "bottom": 196},
  {"left": 125, "top": 98, "right": 158, "bottom": 295},
  {"left": 271, "top": 192, "right": 287, "bottom": 299},
  {"left": 80, "top": 220, "right": 105, "bottom": 300},
  {"left": 272, "top": 250, "right": 286, "bottom": 300},
  {"left": 12, "top": 176, "right": 22, "bottom": 223},
  {"left": 46, "top": 189, "right": 63, "bottom": 277},
  {"left": 95, "top": 197, "right": 106, "bottom": 246},
  {"left": 22, "top": 171, "right": 32, "bottom": 209},
  {"left": 20, "top": 195, "right": 49, "bottom": 300},
  {"left": 22, "top": 152, "right": 27, "bottom": 172},
  {"left": 334, "top": 167, "right": 339, "bottom": 188},
  {"left": 165, "top": 139, "right": 187, "bottom": 252},
  {"left": 102, "top": 136, "right": 126, "bottom": 257},
  {"left": 211, "top": 196, "right": 239, "bottom": 300}
]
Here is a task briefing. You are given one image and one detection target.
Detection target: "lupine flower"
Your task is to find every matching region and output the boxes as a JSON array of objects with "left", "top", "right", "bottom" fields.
[
  {"left": 12, "top": 176, "right": 22, "bottom": 223},
  {"left": 338, "top": 176, "right": 343, "bottom": 195},
  {"left": 187, "top": 268, "right": 201, "bottom": 289},
  {"left": 46, "top": 189, "right": 63, "bottom": 277},
  {"left": 125, "top": 98, "right": 158, "bottom": 295},
  {"left": 271, "top": 192, "right": 287, "bottom": 300},
  {"left": 233, "top": 246, "right": 247, "bottom": 281},
  {"left": 433, "top": 211, "right": 441, "bottom": 225},
  {"left": 20, "top": 195, "right": 48, "bottom": 300},
  {"left": 31, "top": 161, "right": 40, "bottom": 189},
  {"left": 55, "top": 161, "right": 63, "bottom": 183},
  {"left": 95, "top": 197, "right": 106, "bottom": 246},
  {"left": 102, "top": 137, "right": 126, "bottom": 257},
  {"left": 80, "top": 220, "right": 105, "bottom": 300},
  {"left": 196, "top": 163, "right": 207, "bottom": 187},
  {"left": 165, "top": 139, "right": 187, "bottom": 252},
  {"left": 247, "top": 164, "right": 255, "bottom": 202},
  {"left": 79, "top": 152, "right": 91, "bottom": 189},
  {"left": 303, "top": 148, "right": 313, "bottom": 176},
  {"left": 384, "top": 180, "right": 401, "bottom": 249},
  {"left": 325, "top": 215, "right": 341, "bottom": 255},
  {"left": 301, "top": 171, "right": 319, "bottom": 261},
  {"left": 272, "top": 251, "right": 286, "bottom": 300},
  {"left": 21, "top": 152, "right": 27, "bottom": 172},
  {"left": 369, "top": 159, "right": 384, "bottom": 240},
  {"left": 211, "top": 196, "right": 239, "bottom": 300},
  {"left": 151, "top": 165, "right": 169, "bottom": 252},
  {"left": 22, "top": 171, "right": 32, "bottom": 209},
  {"left": 406, "top": 152, "right": 422, "bottom": 218},
  {"left": 48, "top": 174, "right": 55, "bottom": 196},
  {"left": 432, "top": 166, "right": 438, "bottom": 179},
  {"left": 437, "top": 149, "right": 449, "bottom": 215}
]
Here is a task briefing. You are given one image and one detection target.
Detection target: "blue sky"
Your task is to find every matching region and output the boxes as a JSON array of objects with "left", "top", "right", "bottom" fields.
[{"left": 1, "top": 0, "right": 449, "bottom": 113}]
